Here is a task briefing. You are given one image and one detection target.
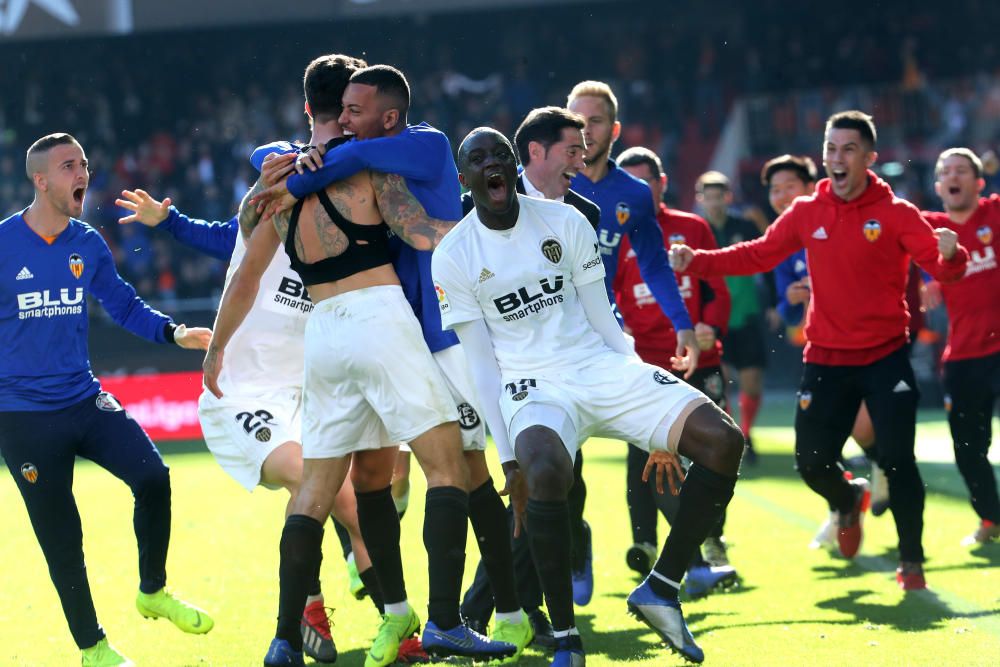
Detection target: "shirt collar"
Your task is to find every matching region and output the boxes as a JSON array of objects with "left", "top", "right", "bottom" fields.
[{"left": 521, "top": 171, "right": 564, "bottom": 203}]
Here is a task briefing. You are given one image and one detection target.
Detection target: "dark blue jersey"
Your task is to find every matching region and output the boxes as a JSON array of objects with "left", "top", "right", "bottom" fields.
[
  {"left": 775, "top": 249, "right": 808, "bottom": 325},
  {"left": 281, "top": 123, "right": 462, "bottom": 352},
  {"left": 571, "top": 161, "right": 692, "bottom": 330},
  {"left": 0, "top": 212, "right": 173, "bottom": 411}
]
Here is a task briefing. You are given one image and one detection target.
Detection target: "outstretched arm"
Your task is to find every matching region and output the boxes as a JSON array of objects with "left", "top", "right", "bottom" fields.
[
  {"left": 117, "top": 189, "right": 237, "bottom": 261},
  {"left": 372, "top": 172, "right": 455, "bottom": 250}
]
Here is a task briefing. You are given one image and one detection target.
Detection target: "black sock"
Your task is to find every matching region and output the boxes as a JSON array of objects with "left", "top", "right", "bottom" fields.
[
  {"left": 651, "top": 464, "right": 736, "bottom": 600},
  {"left": 801, "top": 465, "right": 856, "bottom": 513},
  {"left": 331, "top": 516, "right": 353, "bottom": 561},
  {"left": 308, "top": 579, "right": 322, "bottom": 598},
  {"left": 709, "top": 508, "right": 726, "bottom": 539},
  {"left": 468, "top": 479, "right": 519, "bottom": 614},
  {"left": 359, "top": 567, "right": 385, "bottom": 615},
  {"left": 526, "top": 499, "right": 574, "bottom": 632},
  {"left": 627, "top": 443, "right": 659, "bottom": 545},
  {"left": 424, "top": 486, "right": 469, "bottom": 630},
  {"left": 276, "top": 515, "right": 324, "bottom": 648},
  {"left": 568, "top": 452, "right": 588, "bottom": 571},
  {"left": 356, "top": 486, "right": 407, "bottom": 605}
]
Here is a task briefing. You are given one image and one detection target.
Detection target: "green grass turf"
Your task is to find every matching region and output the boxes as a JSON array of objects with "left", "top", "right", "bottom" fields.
[{"left": 1, "top": 403, "right": 998, "bottom": 665}]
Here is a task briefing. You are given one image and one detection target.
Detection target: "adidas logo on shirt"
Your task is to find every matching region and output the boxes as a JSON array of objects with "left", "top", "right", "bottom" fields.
[
  {"left": 15, "top": 266, "right": 34, "bottom": 280},
  {"left": 892, "top": 380, "right": 911, "bottom": 393},
  {"left": 478, "top": 268, "right": 495, "bottom": 283},
  {"left": 812, "top": 227, "right": 828, "bottom": 240}
]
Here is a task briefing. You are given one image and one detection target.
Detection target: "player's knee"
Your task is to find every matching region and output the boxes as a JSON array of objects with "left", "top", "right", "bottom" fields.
[
  {"left": 132, "top": 464, "right": 171, "bottom": 502},
  {"left": 523, "top": 455, "right": 574, "bottom": 501},
  {"left": 681, "top": 406, "right": 744, "bottom": 475}
]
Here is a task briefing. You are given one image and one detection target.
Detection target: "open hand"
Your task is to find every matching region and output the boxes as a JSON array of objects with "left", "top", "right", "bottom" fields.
[
  {"left": 642, "top": 449, "right": 686, "bottom": 496},
  {"left": 116, "top": 189, "right": 170, "bottom": 227}
]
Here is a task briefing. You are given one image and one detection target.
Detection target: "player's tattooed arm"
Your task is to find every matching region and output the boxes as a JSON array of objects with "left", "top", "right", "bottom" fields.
[
  {"left": 371, "top": 171, "right": 456, "bottom": 251},
  {"left": 311, "top": 200, "right": 348, "bottom": 259},
  {"left": 237, "top": 178, "right": 267, "bottom": 240}
]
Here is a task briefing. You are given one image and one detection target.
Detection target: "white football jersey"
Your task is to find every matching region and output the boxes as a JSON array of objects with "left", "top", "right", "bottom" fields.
[
  {"left": 213, "top": 232, "right": 312, "bottom": 394},
  {"left": 432, "top": 195, "right": 608, "bottom": 378}
]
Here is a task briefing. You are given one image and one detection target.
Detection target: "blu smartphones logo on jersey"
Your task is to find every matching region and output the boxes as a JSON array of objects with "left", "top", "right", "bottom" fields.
[
  {"left": 494, "top": 275, "right": 564, "bottom": 321},
  {"left": 598, "top": 229, "right": 622, "bottom": 255},
  {"left": 967, "top": 245, "right": 997, "bottom": 276},
  {"left": 271, "top": 276, "right": 314, "bottom": 314},
  {"left": 16, "top": 287, "right": 84, "bottom": 320}
]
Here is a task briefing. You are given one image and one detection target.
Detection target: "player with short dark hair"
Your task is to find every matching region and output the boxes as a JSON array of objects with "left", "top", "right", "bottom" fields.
[
  {"left": 761, "top": 154, "right": 888, "bottom": 549},
  {"left": 437, "top": 127, "right": 744, "bottom": 665},
  {"left": 1, "top": 133, "right": 214, "bottom": 667},
  {"left": 460, "top": 105, "right": 599, "bottom": 643},
  {"left": 671, "top": 110, "right": 969, "bottom": 590},
  {"left": 250, "top": 64, "right": 529, "bottom": 666},
  {"left": 615, "top": 146, "right": 738, "bottom": 592},
  {"left": 923, "top": 148, "right": 1000, "bottom": 546}
]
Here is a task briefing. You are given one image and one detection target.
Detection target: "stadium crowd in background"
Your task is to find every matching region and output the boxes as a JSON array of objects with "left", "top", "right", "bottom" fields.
[{"left": 0, "top": 2, "right": 999, "bottom": 305}]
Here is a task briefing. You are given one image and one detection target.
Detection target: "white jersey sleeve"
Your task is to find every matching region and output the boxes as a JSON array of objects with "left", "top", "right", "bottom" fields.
[
  {"left": 566, "top": 208, "right": 605, "bottom": 288},
  {"left": 432, "top": 244, "right": 484, "bottom": 330}
]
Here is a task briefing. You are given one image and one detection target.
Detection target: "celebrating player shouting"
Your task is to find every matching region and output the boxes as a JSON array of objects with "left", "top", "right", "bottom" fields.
[
  {"left": 434, "top": 128, "right": 744, "bottom": 665},
  {"left": 923, "top": 148, "right": 1000, "bottom": 546},
  {"left": 0, "top": 133, "right": 213, "bottom": 667},
  {"left": 671, "top": 111, "right": 969, "bottom": 589}
]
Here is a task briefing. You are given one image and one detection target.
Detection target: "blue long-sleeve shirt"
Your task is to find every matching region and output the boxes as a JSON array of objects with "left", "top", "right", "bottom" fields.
[
  {"left": 278, "top": 123, "right": 462, "bottom": 352},
  {"left": 774, "top": 249, "right": 808, "bottom": 325},
  {"left": 571, "top": 161, "right": 693, "bottom": 331},
  {"left": 159, "top": 207, "right": 237, "bottom": 261},
  {"left": 0, "top": 212, "right": 173, "bottom": 411}
]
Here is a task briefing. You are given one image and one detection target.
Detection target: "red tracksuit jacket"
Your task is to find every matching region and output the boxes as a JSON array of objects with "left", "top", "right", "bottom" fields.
[
  {"left": 687, "top": 171, "right": 968, "bottom": 366},
  {"left": 923, "top": 194, "right": 1000, "bottom": 362},
  {"left": 615, "top": 204, "right": 731, "bottom": 369}
]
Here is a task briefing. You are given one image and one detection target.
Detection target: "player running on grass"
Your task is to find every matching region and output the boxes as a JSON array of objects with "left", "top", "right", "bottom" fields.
[
  {"left": 922, "top": 148, "right": 1000, "bottom": 547},
  {"left": 0, "top": 133, "right": 213, "bottom": 667},
  {"left": 434, "top": 127, "right": 744, "bottom": 665},
  {"left": 761, "top": 154, "right": 889, "bottom": 550},
  {"left": 671, "top": 111, "right": 968, "bottom": 590}
]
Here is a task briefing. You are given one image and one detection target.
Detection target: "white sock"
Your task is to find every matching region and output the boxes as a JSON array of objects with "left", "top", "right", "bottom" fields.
[
  {"left": 495, "top": 610, "right": 523, "bottom": 625},
  {"left": 384, "top": 601, "right": 410, "bottom": 617},
  {"left": 306, "top": 593, "right": 323, "bottom": 606},
  {"left": 649, "top": 569, "right": 682, "bottom": 590},
  {"left": 552, "top": 626, "right": 580, "bottom": 638}
]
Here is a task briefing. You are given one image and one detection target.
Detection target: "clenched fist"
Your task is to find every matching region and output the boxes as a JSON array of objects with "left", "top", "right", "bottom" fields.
[{"left": 936, "top": 227, "right": 958, "bottom": 260}]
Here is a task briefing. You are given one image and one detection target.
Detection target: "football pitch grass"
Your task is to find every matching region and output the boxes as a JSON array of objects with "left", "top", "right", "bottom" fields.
[{"left": 2, "top": 402, "right": 998, "bottom": 666}]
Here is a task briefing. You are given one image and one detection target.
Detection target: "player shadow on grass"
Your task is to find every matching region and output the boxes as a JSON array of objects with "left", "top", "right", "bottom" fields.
[{"left": 815, "top": 588, "right": 1000, "bottom": 633}]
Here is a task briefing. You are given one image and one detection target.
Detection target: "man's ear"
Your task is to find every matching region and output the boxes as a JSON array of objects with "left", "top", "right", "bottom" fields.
[
  {"left": 382, "top": 109, "right": 400, "bottom": 131},
  {"left": 611, "top": 120, "right": 622, "bottom": 143},
  {"left": 458, "top": 172, "right": 467, "bottom": 188}
]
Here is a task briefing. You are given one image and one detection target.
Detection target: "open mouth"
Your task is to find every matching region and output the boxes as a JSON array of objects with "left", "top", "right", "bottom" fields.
[
  {"left": 948, "top": 186, "right": 961, "bottom": 196},
  {"left": 486, "top": 171, "right": 507, "bottom": 204},
  {"left": 830, "top": 169, "right": 848, "bottom": 187},
  {"left": 72, "top": 187, "right": 86, "bottom": 205},
  {"left": 562, "top": 171, "right": 575, "bottom": 186}
]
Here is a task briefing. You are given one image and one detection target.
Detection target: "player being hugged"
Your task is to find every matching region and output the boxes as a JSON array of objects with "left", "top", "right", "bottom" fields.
[
  {"left": 0, "top": 133, "right": 213, "bottom": 667},
  {"left": 432, "top": 128, "right": 744, "bottom": 666}
]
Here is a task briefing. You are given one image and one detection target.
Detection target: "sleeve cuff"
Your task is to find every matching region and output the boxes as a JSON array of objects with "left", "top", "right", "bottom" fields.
[{"left": 163, "top": 322, "right": 177, "bottom": 344}]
